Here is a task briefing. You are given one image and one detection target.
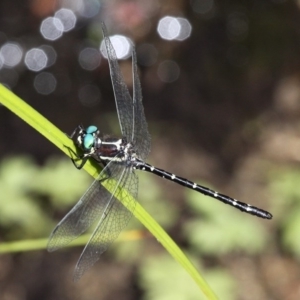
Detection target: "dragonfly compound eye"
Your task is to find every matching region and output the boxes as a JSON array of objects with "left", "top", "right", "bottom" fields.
[
  {"left": 83, "top": 134, "right": 95, "bottom": 150},
  {"left": 86, "top": 125, "right": 98, "bottom": 135}
]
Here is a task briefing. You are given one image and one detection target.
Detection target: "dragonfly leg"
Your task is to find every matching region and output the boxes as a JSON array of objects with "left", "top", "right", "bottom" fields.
[
  {"left": 64, "top": 145, "right": 88, "bottom": 169},
  {"left": 69, "top": 124, "right": 85, "bottom": 139},
  {"left": 72, "top": 156, "right": 89, "bottom": 169}
]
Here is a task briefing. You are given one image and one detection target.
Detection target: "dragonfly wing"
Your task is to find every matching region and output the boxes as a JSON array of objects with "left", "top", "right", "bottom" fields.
[
  {"left": 101, "top": 23, "right": 134, "bottom": 141},
  {"left": 73, "top": 166, "right": 138, "bottom": 282},
  {"left": 131, "top": 47, "right": 151, "bottom": 160},
  {"left": 47, "top": 161, "right": 124, "bottom": 252}
]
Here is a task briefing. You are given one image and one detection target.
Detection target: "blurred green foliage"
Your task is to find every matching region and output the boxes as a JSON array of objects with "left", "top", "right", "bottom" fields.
[
  {"left": 112, "top": 171, "right": 179, "bottom": 265},
  {"left": 268, "top": 166, "right": 300, "bottom": 257},
  {"left": 136, "top": 177, "right": 273, "bottom": 300},
  {"left": 138, "top": 171, "right": 179, "bottom": 229},
  {"left": 3, "top": 156, "right": 293, "bottom": 299},
  {"left": 139, "top": 254, "right": 236, "bottom": 300},
  {"left": 183, "top": 181, "right": 270, "bottom": 255},
  {"left": 0, "top": 155, "right": 90, "bottom": 240}
]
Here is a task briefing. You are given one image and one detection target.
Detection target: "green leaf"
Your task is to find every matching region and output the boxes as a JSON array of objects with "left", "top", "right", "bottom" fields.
[{"left": 0, "top": 84, "right": 218, "bottom": 300}]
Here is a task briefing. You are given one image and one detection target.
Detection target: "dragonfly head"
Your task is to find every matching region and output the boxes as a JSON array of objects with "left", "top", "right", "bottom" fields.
[{"left": 80, "top": 125, "right": 102, "bottom": 152}]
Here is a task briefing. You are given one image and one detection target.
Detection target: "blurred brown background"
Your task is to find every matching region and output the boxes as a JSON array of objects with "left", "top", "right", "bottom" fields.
[{"left": 1, "top": 0, "right": 300, "bottom": 299}]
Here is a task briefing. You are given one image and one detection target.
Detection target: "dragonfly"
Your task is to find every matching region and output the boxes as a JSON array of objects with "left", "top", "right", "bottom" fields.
[{"left": 48, "top": 23, "right": 272, "bottom": 282}]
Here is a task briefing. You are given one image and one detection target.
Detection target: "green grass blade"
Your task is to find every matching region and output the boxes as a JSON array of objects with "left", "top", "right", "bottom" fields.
[
  {"left": 0, "top": 230, "right": 144, "bottom": 253},
  {"left": 0, "top": 84, "right": 218, "bottom": 300}
]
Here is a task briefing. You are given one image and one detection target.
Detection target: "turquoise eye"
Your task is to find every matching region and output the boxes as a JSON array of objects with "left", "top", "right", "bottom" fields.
[
  {"left": 83, "top": 134, "right": 94, "bottom": 150},
  {"left": 86, "top": 125, "right": 98, "bottom": 134}
]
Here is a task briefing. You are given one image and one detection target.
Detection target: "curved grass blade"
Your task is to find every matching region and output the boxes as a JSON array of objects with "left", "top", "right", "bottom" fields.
[
  {"left": 0, "top": 84, "right": 218, "bottom": 300},
  {"left": 0, "top": 230, "right": 146, "bottom": 253}
]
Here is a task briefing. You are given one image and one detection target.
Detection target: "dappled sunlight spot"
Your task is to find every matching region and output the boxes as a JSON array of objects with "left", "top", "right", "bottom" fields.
[
  {"left": 24, "top": 48, "right": 48, "bottom": 72},
  {"left": 157, "top": 60, "right": 180, "bottom": 83},
  {"left": 100, "top": 35, "right": 132, "bottom": 60},
  {"left": 79, "top": 47, "right": 101, "bottom": 70},
  {"left": 78, "top": 84, "right": 101, "bottom": 107},
  {"left": 0, "top": 43, "right": 23, "bottom": 68},
  {"left": 33, "top": 72, "right": 57, "bottom": 95}
]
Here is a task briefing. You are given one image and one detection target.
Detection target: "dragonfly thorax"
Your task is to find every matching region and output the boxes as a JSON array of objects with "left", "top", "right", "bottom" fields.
[
  {"left": 98, "top": 138, "right": 139, "bottom": 165},
  {"left": 75, "top": 125, "right": 138, "bottom": 163}
]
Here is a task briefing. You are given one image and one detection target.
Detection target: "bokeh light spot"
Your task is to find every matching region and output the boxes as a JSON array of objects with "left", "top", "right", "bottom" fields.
[
  {"left": 157, "top": 60, "right": 180, "bottom": 83},
  {"left": 60, "top": 0, "right": 101, "bottom": 18},
  {"left": 176, "top": 18, "right": 192, "bottom": 41},
  {"left": 78, "top": 0, "right": 101, "bottom": 18},
  {"left": 190, "top": 0, "right": 214, "bottom": 14},
  {"left": 100, "top": 35, "right": 132, "bottom": 60},
  {"left": 78, "top": 84, "right": 101, "bottom": 107},
  {"left": 39, "top": 45, "right": 57, "bottom": 67},
  {"left": 54, "top": 8, "right": 77, "bottom": 32},
  {"left": 79, "top": 47, "right": 101, "bottom": 70},
  {"left": 0, "top": 53, "right": 3, "bottom": 69},
  {"left": 157, "top": 16, "right": 180, "bottom": 40},
  {"left": 40, "top": 17, "right": 63, "bottom": 41},
  {"left": 227, "top": 12, "right": 249, "bottom": 41},
  {"left": 157, "top": 16, "right": 192, "bottom": 41},
  {"left": 34, "top": 72, "right": 57, "bottom": 95},
  {"left": 0, "top": 43, "right": 23, "bottom": 67},
  {"left": 24, "top": 48, "right": 48, "bottom": 72}
]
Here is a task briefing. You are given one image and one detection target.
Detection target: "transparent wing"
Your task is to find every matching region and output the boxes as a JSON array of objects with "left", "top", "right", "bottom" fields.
[
  {"left": 101, "top": 23, "right": 134, "bottom": 142},
  {"left": 73, "top": 164, "right": 138, "bottom": 281},
  {"left": 131, "top": 47, "right": 151, "bottom": 160},
  {"left": 47, "top": 160, "right": 130, "bottom": 252}
]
